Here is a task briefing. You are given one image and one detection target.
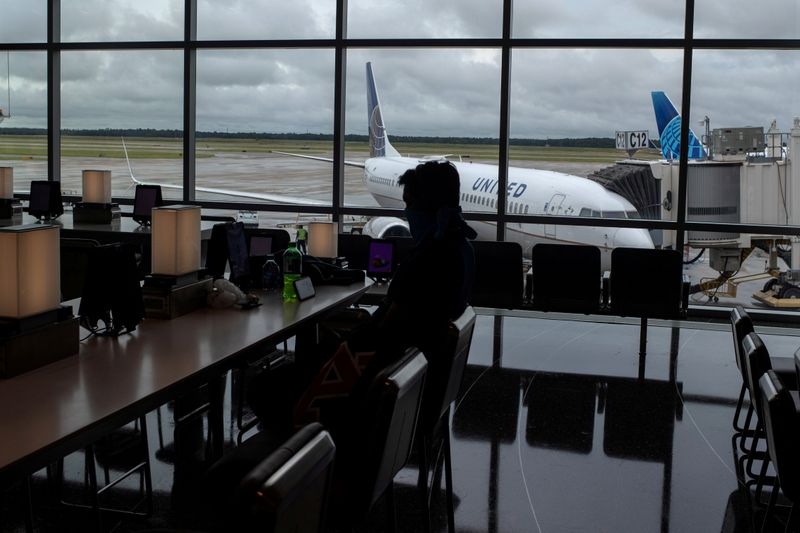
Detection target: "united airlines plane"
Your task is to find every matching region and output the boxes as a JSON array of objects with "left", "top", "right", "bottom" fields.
[
  {"left": 355, "top": 62, "right": 654, "bottom": 269},
  {"left": 131, "top": 62, "right": 657, "bottom": 269}
]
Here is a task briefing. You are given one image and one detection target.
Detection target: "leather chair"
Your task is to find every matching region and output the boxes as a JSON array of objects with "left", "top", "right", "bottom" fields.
[
  {"left": 144, "top": 423, "right": 336, "bottom": 533},
  {"left": 758, "top": 370, "right": 800, "bottom": 533},
  {"left": 470, "top": 241, "right": 523, "bottom": 309},
  {"left": 236, "top": 422, "right": 336, "bottom": 533},
  {"left": 608, "top": 247, "right": 688, "bottom": 356},
  {"left": 334, "top": 347, "right": 428, "bottom": 532},
  {"left": 530, "top": 243, "right": 602, "bottom": 314},
  {"left": 415, "top": 306, "right": 476, "bottom": 533}
]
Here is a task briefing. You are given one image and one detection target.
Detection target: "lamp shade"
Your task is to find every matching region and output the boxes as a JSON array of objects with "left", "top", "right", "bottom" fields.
[
  {"left": 0, "top": 225, "right": 60, "bottom": 318},
  {"left": 82, "top": 170, "right": 112, "bottom": 204},
  {"left": 0, "top": 167, "right": 12, "bottom": 199},
  {"left": 308, "top": 222, "right": 338, "bottom": 258},
  {"left": 151, "top": 205, "right": 201, "bottom": 276}
]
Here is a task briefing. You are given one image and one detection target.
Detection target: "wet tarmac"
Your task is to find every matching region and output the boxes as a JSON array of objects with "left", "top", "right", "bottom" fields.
[{"left": 0, "top": 152, "right": 788, "bottom": 311}]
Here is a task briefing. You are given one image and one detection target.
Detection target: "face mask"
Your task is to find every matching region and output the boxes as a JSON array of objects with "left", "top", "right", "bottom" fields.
[{"left": 405, "top": 207, "right": 436, "bottom": 244}]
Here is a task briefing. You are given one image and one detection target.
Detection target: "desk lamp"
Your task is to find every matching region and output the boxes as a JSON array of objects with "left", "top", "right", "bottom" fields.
[
  {"left": 142, "top": 205, "right": 211, "bottom": 319},
  {"left": 73, "top": 170, "right": 121, "bottom": 224},
  {"left": 308, "top": 222, "right": 341, "bottom": 264},
  {"left": 0, "top": 224, "right": 79, "bottom": 377},
  {"left": 0, "top": 167, "right": 22, "bottom": 221}
]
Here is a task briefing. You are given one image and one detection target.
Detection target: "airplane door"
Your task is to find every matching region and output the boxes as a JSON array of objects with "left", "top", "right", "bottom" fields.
[{"left": 544, "top": 193, "right": 566, "bottom": 239}]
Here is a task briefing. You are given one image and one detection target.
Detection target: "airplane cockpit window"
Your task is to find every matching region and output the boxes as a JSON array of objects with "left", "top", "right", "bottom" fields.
[
  {"left": 601, "top": 211, "right": 626, "bottom": 219},
  {"left": 626, "top": 210, "right": 641, "bottom": 219}
]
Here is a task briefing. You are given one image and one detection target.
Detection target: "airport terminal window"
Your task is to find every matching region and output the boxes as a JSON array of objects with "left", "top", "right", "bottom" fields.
[
  {"left": 694, "top": 0, "right": 800, "bottom": 39},
  {"left": 61, "top": 0, "right": 184, "bottom": 42},
  {"left": 197, "top": 0, "right": 336, "bottom": 40},
  {"left": 0, "top": 52, "right": 48, "bottom": 192},
  {"left": 512, "top": 0, "right": 685, "bottom": 38},
  {"left": 195, "top": 49, "right": 335, "bottom": 205},
  {"left": 1, "top": 1, "right": 46, "bottom": 43},
  {"left": 347, "top": 0, "right": 503, "bottom": 39},
  {"left": 6, "top": 2, "right": 800, "bottom": 316},
  {"left": 343, "top": 48, "right": 501, "bottom": 211},
  {"left": 60, "top": 50, "right": 184, "bottom": 199}
]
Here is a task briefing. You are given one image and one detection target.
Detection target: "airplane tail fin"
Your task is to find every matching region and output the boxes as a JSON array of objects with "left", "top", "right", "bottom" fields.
[
  {"left": 366, "top": 62, "right": 400, "bottom": 158},
  {"left": 651, "top": 91, "right": 707, "bottom": 160}
]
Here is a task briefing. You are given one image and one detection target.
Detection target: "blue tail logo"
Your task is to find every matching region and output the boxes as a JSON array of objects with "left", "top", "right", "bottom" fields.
[
  {"left": 651, "top": 91, "right": 706, "bottom": 160},
  {"left": 366, "top": 62, "right": 399, "bottom": 159}
]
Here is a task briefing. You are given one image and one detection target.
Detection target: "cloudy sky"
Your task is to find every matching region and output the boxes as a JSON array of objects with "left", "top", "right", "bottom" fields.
[{"left": 1, "top": 0, "right": 800, "bottom": 139}]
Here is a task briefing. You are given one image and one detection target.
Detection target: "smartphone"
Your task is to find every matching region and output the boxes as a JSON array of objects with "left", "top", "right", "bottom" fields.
[{"left": 294, "top": 276, "right": 316, "bottom": 301}]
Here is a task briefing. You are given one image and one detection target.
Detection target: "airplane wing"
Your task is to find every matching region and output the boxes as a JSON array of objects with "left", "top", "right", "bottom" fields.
[
  {"left": 123, "top": 138, "right": 328, "bottom": 206},
  {"left": 271, "top": 150, "right": 366, "bottom": 169}
]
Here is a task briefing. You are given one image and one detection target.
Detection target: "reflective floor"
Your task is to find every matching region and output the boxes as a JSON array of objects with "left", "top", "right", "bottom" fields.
[{"left": 2, "top": 310, "right": 798, "bottom": 532}]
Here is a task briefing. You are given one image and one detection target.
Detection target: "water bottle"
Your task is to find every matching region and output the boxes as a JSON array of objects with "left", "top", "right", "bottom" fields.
[
  {"left": 261, "top": 254, "right": 281, "bottom": 291},
  {"left": 282, "top": 242, "right": 302, "bottom": 301}
]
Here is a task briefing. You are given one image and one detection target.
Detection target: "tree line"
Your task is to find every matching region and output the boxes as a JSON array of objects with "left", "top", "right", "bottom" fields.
[{"left": 0, "top": 127, "right": 616, "bottom": 148}]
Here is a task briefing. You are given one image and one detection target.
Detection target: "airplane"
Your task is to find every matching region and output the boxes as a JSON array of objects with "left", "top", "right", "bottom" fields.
[
  {"left": 651, "top": 91, "right": 707, "bottom": 160},
  {"left": 130, "top": 62, "right": 659, "bottom": 269}
]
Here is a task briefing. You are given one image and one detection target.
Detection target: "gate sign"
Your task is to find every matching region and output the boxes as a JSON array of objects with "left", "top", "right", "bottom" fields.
[{"left": 616, "top": 130, "right": 650, "bottom": 155}]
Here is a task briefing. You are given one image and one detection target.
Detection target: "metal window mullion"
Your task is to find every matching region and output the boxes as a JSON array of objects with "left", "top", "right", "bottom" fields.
[
  {"left": 331, "top": 0, "right": 347, "bottom": 223},
  {"left": 183, "top": 0, "right": 197, "bottom": 202},
  {"left": 496, "top": 0, "right": 513, "bottom": 242},
  {"left": 47, "top": 0, "right": 61, "bottom": 182},
  {"left": 675, "top": 0, "right": 695, "bottom": 251}
]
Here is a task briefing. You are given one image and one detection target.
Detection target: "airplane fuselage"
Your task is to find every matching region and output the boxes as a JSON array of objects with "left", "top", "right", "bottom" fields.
[{"left": 364, "top": 156, "right": 654, "bottom": 269}]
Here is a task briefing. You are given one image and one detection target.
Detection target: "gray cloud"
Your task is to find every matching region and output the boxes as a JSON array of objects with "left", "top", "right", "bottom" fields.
[{"left": 1, "top": 2, "right": 799, "bottom": 138}]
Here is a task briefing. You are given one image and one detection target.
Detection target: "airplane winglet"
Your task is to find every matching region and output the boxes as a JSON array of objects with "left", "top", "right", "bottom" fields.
[{"left": 121, "top": 137, "right": 142, "bottom": 185}]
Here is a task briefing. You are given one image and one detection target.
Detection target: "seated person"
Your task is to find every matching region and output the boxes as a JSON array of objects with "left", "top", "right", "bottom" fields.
[{"left": 246, "top": 160, "right": 476, "bottom": 444}]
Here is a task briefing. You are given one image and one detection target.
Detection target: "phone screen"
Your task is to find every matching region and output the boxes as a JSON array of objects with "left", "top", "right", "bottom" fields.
[
  {"left": 367, "top": 240, "right": 394, "bottom": 277},
  {"left": 294, "top": 276, "right": 315, "bottom": 301}
]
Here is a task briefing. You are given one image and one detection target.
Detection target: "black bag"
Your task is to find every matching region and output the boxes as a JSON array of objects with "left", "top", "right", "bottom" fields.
[
  {"left": 79, "top": 243, "right": 144, "bottom": 335},
  {"left": 302, "top": 256, "right": 365, "bottom": 286}
]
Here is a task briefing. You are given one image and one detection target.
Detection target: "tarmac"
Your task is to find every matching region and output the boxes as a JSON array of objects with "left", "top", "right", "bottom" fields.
[{"left": 0, "top": 152, "right": 788, "bottom": 311}]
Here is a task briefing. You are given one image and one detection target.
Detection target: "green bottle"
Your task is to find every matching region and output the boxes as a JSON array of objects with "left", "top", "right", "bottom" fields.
[{"left": 282, "top": 242, "right": 302, "bottom": 301}]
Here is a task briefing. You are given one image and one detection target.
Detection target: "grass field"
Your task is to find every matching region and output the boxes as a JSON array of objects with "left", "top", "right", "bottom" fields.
[{"left": 0, "top": 134, "right": 662, "bottom": 163}]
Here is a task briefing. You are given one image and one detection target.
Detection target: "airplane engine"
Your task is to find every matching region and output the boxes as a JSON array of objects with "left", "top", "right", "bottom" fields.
[{"left": 362, "top": 216, "right": 410, "bottom": 239}]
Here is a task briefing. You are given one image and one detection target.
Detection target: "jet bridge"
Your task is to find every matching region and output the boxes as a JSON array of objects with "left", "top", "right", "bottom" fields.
[{"left": 595, "top": 119, "right": 800, "bottom": 307}]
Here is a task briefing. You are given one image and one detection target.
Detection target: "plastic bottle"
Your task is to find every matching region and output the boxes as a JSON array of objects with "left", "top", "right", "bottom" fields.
[
  {"left": 282, "top": 242, "right": 303, "bottom": 301},
  {"left": 261, "top": 254, "right": 281, "bottom": 291}
]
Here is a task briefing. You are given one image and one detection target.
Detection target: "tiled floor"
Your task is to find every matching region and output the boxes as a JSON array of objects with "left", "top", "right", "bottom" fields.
[{"left": 2, "top": 310, "right": 798, "bottom": 532}]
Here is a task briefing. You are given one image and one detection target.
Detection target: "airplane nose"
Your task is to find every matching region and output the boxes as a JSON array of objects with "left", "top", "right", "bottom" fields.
[{"left": 612, "top": 227, "right": 654, "bottom": 249}]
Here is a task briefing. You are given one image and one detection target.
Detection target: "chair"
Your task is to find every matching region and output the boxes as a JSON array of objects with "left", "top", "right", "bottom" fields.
[
  {"left": 730, "top": 306, "right": 796, "bottom": 435},
  {"left": 145, "top": 423, "right": 336, "bottom": 533},
  {"left": 739, "top": 333, "right": 779, "bottom": 496},
  {"left": 415, "top": 306, "right": 476, "bottom": 533},
  {"left": 335, "top": 347, "right": 428, "bottom": 532},
  {"left": 530, "top": 243, "right": 602, "bottom": 314},
  {"left": 470, "top": 241, "right": 523, "bottom": 309},
  {"left": 235, "top": 422, "right": 336, "bottom": 533},
  {"left": 758, "top": 370, "right": 800, "bottom": 533},
  {"left": 608, "top": 247, "right": 688, "bottom": 356}
]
